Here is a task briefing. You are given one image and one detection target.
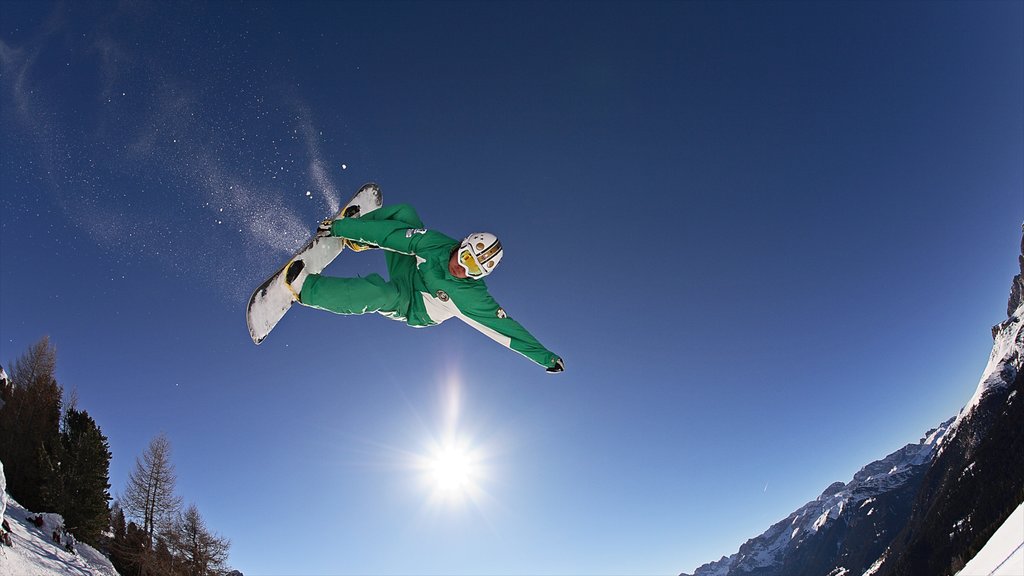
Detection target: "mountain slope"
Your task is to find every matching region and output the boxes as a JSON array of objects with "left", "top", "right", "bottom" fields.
[
  {"left": 0, "top": 497, "right": 118, "bottom": 576},
  {"left": 681, "top": 227, "right": 1024, "bottom": 576},
  {"left": 681, "top": 423, "right": 952, "bottom": 576},
  {"left": 871, "top": 232, "right": 1024, "bottom": 575},
  {"left": 954, "top": 501, "right": 1023, "bottom": 576}
]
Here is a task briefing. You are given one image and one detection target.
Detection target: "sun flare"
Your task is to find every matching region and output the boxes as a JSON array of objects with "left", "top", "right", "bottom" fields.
[
  {"left": 411, "top": 376, "right": 492, "bottom": 507},
  {"left": 430, "top": 445, "right": 474, "bottom": 492}
]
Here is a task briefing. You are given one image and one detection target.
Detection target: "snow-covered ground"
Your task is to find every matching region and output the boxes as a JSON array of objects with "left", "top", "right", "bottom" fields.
[
  {"left": 0, "top": 497, "right": 118, "bottom": 576},
  {"left": 955, "top": 502, "right": 1024, "bottom": 576}
]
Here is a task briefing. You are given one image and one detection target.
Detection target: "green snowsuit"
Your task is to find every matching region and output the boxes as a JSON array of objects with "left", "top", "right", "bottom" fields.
[{"left": 298, "top": 204, "right": 560, "bottom": 370}]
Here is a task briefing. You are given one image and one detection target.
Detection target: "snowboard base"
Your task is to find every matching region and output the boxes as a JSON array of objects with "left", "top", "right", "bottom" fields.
[{"left": 246, "top": 183, "right": 382, "bottom": 344}]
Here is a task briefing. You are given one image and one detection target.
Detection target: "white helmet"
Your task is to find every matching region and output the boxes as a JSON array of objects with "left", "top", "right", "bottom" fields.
[{"left": 456, "top": 232, "right": 503, "bottom": 278}]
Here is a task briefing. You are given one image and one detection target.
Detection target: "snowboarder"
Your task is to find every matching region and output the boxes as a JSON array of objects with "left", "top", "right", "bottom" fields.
[{"left": 284, "top": 203, "right": 564, "bottom": 373}]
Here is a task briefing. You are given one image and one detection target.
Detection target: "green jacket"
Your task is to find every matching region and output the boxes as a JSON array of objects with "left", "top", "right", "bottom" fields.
[{"left": 330, "top": 205, "right": 560, "bottom": 370}]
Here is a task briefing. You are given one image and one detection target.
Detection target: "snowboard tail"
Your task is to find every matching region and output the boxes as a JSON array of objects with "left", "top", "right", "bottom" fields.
[{"left": 246, "top": 183, "right": 382, "bottom": 344}]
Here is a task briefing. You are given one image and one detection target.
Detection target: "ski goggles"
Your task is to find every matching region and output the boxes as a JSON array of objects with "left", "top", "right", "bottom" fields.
[{"left": 458, "top": 248, "right": 485, "bottom": 277}]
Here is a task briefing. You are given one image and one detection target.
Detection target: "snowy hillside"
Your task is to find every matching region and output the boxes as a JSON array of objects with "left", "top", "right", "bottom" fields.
[
  {"left": 0, "top": 496, "right": 118, "bottom": 576},
  {"left": 954, "top": 502, "right": 1024, "bottom": 576}
]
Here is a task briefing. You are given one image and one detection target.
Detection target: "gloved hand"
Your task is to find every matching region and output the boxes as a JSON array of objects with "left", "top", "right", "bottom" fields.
[
  {"left": 546, "top": 357, "right": 565, "bottom": 374},
  {"left": 315, "top": 219, "right": 334, "bottom": 238}
]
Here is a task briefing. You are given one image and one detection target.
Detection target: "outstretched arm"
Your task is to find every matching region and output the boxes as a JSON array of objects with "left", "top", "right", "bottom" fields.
[{"left": 455, "top": 289, "right": 563, "bottom": 372}]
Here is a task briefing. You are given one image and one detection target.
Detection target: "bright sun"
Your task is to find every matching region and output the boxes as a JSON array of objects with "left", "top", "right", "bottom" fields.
[
  {"left": 413, "top": 377, "right": 490, "bottom": 506},
  {"left": 430, "top": 446, "right": 474, "bottom": 493}
]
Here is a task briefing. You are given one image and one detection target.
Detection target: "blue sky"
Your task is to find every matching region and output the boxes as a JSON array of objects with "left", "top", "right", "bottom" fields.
[{"left": 1, "top": 1, "right": 1021, "bottom": 574}]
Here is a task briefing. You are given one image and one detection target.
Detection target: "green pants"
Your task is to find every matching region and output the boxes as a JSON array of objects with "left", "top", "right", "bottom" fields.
[
  {"left": 300, "top": 273, "right": 400, "bottom": 315},
  {"left": 299, "top": 240, "right": 420, "bottom": 323}
]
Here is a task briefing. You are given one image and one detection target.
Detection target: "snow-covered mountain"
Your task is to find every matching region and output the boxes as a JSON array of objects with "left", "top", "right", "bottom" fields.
[
  {"left": 682, "top": 227, "right": 1024, "bottom": 576},
  {"left": 870, "top": 230, "right": 1024, "bottom": 575},
  {"left": 683, "top": 422, "right": 954, "bottom": 576}
]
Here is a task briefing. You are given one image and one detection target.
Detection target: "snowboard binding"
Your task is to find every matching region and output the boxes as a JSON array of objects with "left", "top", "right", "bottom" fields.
[{"left": 284, "top": 260, "right": 306, "bottom": 301}]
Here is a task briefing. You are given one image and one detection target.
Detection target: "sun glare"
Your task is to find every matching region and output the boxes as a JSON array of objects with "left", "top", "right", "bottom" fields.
[
  {"left": 430, "top": 445, "right": 474, "bottom": 493},
  {"left": 411, "top": 374, "right": 492, "bottom": 508}
]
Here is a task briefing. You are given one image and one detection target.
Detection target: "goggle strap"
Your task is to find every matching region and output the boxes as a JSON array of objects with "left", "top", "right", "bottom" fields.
[{"left": 477, "top": 240, "right": 502, "bottom": 265}]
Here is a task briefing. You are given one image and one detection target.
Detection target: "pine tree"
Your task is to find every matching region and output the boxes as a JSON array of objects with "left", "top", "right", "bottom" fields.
[
  {"left": 111, "top": 503, "right": 131, "bottom": 572},
  {"left": 112, "top": 503, "right": 127, "bottom": 540},
  {"left": 169, "top": 504, "right": 231, "bottom": 576},
  {"left": 0, "top": 337, "right": 63, "bottom": 511},
  {"left": 59, "top": 408, "right": 112, "bottom": 546}
]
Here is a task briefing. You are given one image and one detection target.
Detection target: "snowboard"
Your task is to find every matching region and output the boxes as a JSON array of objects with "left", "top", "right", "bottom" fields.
[{"left": 246, "top": 183, "right": 383, "bottom": 344}]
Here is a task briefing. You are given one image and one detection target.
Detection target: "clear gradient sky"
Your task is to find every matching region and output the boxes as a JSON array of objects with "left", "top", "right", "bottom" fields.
[{"left": 1, "top": 1, "right": 1022, "bottom": 575}]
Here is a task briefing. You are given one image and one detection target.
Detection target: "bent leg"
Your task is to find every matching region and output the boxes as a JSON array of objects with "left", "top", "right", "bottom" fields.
[
  {"left": 360, "top": 203, "right": 425, "bottom": 228},
  {"left": 298, "top": 273, "right": 400, "bottom": 315}
]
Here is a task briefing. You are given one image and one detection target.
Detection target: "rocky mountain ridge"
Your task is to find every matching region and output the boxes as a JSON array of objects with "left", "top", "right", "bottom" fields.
[{"left": 682, "top": 227, "right": 1024, "bottom": 576}]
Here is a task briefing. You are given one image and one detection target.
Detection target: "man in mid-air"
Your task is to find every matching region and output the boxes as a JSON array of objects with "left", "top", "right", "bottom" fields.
[{"left": 284, "top": 203, "right": 564, "bottom": 373}]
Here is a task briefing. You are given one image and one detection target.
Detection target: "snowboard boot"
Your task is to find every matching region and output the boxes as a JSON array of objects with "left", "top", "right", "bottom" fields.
[
  {"left": 284, "top": 259, "right": 308, "bottom": 301},
  {"left": 345, "top": 239, "right": 376, "bottom": 251}
]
